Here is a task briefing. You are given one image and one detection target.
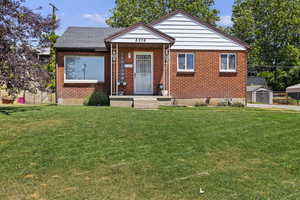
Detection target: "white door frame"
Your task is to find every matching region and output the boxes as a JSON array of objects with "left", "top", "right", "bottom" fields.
[{"left": 134, "top": 51, "right": 154, "bottom": 95}]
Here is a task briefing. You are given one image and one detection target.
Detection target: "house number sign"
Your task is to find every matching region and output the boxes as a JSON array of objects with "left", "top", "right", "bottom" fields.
[{"left": 135, "top": 38, "right": 146, "bottom": 43}]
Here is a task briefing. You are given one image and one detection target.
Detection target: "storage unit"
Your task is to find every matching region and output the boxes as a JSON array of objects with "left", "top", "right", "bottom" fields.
[{"left": 247, "top": 86, "right": 273, "bottom": 104}]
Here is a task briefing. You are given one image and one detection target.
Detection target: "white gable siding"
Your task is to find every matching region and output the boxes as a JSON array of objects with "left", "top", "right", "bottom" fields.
[
  {"left": 111, "top": 26, "right": 170, "bottom": 43},
  {"left": 153, "top": 13, "right": 246, "bottom": 50}
]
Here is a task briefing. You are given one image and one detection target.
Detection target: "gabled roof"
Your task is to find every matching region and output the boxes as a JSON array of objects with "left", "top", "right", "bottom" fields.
[
  {"left": 55, "top": 27, "right": 124, "bottom": 50},
  {"left": 149, "top": 10, "right": 250, "bottom": 50},
  {"left": 286, "top": 83, "right": 300, "bottom": 93},
  {"left": 55, "top": 10, "right": 249, "bottom": 51},
  {"left": 247, "top": 86, "right": 271, "bottom": 92},
  {"left": 104, "top": 22, "right": 175, "bottom": 43},
  {"left": 247, "top": 76, "right": 267, "bottom": 86}
]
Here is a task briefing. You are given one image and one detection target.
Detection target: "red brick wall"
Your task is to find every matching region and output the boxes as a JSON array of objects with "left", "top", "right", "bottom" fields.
[
  {"left": 56, "top": 49, "right": 247, "bottom": 103},
  {"left": 56, "top": 51, "right": 111, "bottom": 102},
  {"left": 169, "top": 50, "right": 247, "bottom": 99}
]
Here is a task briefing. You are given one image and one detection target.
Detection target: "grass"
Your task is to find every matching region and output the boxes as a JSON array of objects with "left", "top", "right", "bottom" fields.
[{"left": 0, "top": 105, "right": 299, "bottom": 200}]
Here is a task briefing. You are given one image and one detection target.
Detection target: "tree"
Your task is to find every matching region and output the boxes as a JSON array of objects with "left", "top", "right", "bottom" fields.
[
  {"left": 0, "top": 0, "right": 54, "bottom": 97},
  {"left": 258, "top": 67, "right": 300, "bottom": 91},
  {"left": 106, "top": 0, "right": 219, "bottom": 27},
  {"left": 232, "top": 0, "right": 300, "bottom": 66}
]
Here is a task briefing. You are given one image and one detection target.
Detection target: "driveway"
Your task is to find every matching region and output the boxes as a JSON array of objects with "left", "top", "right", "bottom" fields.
[{"left": 247, "top": 104, "right": 300, "bottom": 111}]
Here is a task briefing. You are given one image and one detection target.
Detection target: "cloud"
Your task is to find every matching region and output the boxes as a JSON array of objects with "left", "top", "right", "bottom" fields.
[
  {"left": 218, "top": 16, "right": 233, "bottom": 27},
  {"left": 82, "top": 13, "right": 106, "bottom": 25}
]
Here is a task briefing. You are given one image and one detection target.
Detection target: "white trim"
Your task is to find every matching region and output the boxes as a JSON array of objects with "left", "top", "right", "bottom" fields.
[
  {"left": 110, "top": 43, "right": 113, "bottom": 95},
  {"left": 64, "top": 80, "right": 100, "bottom": 84},
  {"left": 111, "top": 25, "right": 171, "bottom": 44},
  {"left": 168, "top": 45, "right": 171, "bottom": 95},
  {"left": 116, "top": 43, "right": 118, "bottom": 95},
  {"left": 64, "top": 55, "right": 105, "bottom": 83},
  {"left": 176, "top": 52, "right": 195, "bottom": 72},
  {"left": 219, "top": 53, "right": 237, "bottom": 72},
  {"left": 133, "top": 51, "right": 154, "bottom": 95}
]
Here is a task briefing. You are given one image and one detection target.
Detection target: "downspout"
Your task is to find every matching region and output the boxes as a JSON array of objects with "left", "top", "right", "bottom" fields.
[
  {"left": 110, "top": 43, "right": 112, "bottom": 96},
  {"left": 116, "top": 43, "right": 118, "bottom": 96},
  {"left": 163, "top": 44, "right": 165, "bottom": 92},
  {"left": 168, "top": 44, "right": 171, "bottom": 96}
]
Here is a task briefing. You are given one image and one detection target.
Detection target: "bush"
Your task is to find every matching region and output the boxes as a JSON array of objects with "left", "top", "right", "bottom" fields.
[
  {"left": 217, "top": 101, "right": 245, "bottom": 107},
  {"left": 217, "top": 102, "right": 229, "bottom": 106},
  {"left": 195, "top": 102, "right": 208, "bottom": 107},
  {"left": 231, "top": 102, "right": 245, "bottom": 107},
  {"left": 84, "top": 91, "right": 109, "bottom": 106}
]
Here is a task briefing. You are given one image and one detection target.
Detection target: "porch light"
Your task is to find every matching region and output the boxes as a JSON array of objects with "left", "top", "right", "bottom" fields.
[{"left": 128, "top": 52, "right": 131, "bottom": 59}]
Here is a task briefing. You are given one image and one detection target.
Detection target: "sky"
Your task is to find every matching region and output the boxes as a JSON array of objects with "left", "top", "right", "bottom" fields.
[{"left": 24, "top": 0, "right": 235, "bottom": 35}]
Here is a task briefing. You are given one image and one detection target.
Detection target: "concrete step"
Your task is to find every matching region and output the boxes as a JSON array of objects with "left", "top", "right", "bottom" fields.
[{"left": 133, "top": 99, "right": 159, "bottom": 109}]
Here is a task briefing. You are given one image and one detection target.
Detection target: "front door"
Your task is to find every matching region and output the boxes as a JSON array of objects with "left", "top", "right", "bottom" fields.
[{"left": 134, "top": 52, "right": 153, "bottom": 94}]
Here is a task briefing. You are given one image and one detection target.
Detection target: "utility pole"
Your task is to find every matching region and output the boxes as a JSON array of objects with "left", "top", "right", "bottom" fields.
[
  {"left": 48, "top": 3, "right": 59, "bottom": 96},
  {"left": 49, "top": 3, "right": 58, "bottom": 34}
]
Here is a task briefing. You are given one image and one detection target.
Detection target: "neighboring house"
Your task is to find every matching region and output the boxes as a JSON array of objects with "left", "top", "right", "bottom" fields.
[
  {"left": 247, "top": 86, "right": 273, "bottom": 104},
  {"left": 247, "top": 76, "right": 267, "bottom": 87},
  {"left": 54, "top": 10, "right": 249, "bottom": 106},
  {"left": 37, "top": 47, "right": 51, "bottom": 64},
  {"left": 286, "top": 84, "right": 300, "bottom": 100}
]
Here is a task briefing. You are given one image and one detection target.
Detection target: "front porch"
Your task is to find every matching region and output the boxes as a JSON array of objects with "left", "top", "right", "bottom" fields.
[
  {"left": 110, "top": 95, "right": 173, "bottom": 109},
  {"left": 105, "top": 22, "right": 174, "bottom": 100}
]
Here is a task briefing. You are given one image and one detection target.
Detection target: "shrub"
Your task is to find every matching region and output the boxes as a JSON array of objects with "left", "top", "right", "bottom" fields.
[
  {"left": 231, "top": 102, "right": 245, "bottom": 107},
  {"left": 217, "top": 101, "right": 245, "bottom": 107},
  {"left": 217, "top": 102, "right": 228, "bottom": 106},
  {"left": 195, "top": 102, "right": 208, "bottom": 107},
  {"left": 84, "top": 91, "right": 109, "bottom": 106}
]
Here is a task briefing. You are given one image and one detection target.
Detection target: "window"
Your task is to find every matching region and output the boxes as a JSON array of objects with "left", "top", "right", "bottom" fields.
[
  {"left": 64, "top": 56, "right": 104, "bottom": 83},
  {"left": 220, "top": 54, "right": 236, "bottom": 72},
  {"left": 177, "top": 53, "right": 194, "bottom": 72}
]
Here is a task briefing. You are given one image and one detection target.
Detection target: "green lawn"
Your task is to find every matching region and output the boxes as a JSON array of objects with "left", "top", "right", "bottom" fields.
[{"left": 0, "top": 105, "right": 299, "bottom": 200}]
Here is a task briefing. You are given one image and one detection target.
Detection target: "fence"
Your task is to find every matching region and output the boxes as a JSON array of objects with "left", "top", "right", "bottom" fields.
[
  {"left": 24, "top": 91, "right": 56, "bottom": 104},
  {"left": 273, "top": 92, "right": 300, "bottom": 105}
]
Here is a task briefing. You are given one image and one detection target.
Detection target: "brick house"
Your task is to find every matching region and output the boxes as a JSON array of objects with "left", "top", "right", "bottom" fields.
[{"left": 55, "top": 10, "right": 249, "bottom": 107}]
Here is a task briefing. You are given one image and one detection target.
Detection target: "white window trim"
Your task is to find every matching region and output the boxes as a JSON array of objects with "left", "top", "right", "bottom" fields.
[
  {"left": 219, "top": 53, "right": 237, "bottom": 72},
  {"left": 177, "top": 52, "right": 195, "bottom": 72},
  {"left": 64, "top": 55, "right": 105, "bottom": 83}
]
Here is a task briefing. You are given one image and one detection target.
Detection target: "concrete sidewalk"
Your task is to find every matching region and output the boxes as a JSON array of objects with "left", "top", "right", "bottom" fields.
[{"left": 247, "top": 104, "right": 300, "bottom": 111}]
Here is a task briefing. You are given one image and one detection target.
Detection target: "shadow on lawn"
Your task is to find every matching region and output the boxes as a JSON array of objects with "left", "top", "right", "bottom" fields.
[{"left": 0, "top": 104, "right": 55, "bottom": 115}]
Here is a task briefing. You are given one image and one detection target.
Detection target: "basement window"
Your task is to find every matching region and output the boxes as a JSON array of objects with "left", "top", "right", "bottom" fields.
[
  {"left": 177, "top": 53, "right": 194, "bottom": 72},
  {"left": 220, "top": 54, "right": 236, "bottom": 72},
  {"left": 64, "top": 56, "right": 104, "bottom": 83}
]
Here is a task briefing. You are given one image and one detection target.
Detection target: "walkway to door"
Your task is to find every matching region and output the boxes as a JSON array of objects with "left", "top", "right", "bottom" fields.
[{"left": 247, "top": 104, "right": 300, "bottom": 111}]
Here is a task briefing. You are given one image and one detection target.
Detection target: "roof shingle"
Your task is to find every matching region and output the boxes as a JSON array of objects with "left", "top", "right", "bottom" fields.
[{"left": 54, "top": 27, "right": 123, "bottom": 50}]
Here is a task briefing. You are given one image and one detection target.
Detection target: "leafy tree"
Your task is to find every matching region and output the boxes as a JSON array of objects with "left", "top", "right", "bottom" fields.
[
  {"left": 258, "top": 67, "right": 300, "bottom": 91},
  {"left": 232, "top": 0, "right": 300, "bottom": 66},
  {"left": 0, "top": 0, "right": 54, "bottom": 96},
  {"left": 106, "top": 0, "right": 219, "bottom": 27}
]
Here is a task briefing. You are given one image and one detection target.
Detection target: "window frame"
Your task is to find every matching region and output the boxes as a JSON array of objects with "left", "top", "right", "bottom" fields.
[
  {"left": 177, "top": 52, "right": 195, "bottom": 72},
  {"left": 64, "top": 55, "right": 105, "bottom": 83},
  {"left": 219, "top": 53, "right": 237, "bottom": 73}
]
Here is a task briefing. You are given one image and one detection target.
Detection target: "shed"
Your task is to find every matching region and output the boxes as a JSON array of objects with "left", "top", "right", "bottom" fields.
[
  {"left": 286, "top": 84, "right": 300, "bottom": 100},
  {"left": 247, "top": 86, "right": 273, "bottom": 104}
]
